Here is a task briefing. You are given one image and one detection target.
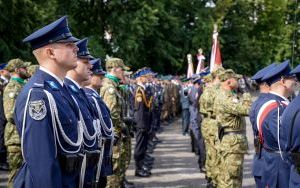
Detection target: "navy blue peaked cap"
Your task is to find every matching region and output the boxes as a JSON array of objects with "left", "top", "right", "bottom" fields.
[
  {"left": 0, "top": 63, "right": 7, "bottom": 70},
  {"left": 90, "top": 58, "right": 105, "bottom": 75},
  {"left": 290, "top": 64, "right": 300, "bottom": 81},
  {"left": 251, "top": 63, "right": 276, "bottom": 84},
  {"left": 133, "top": 67, "right": 156, "bottom": 79},
  {"left": 76, "top": 38, "right": 94, "bottom": 59},
  {"left": 193, "top": 77, "right": 202, "bottom": 84},
  {"left": 290, "top": 64, "right": 300, "bottom": 75},
  {"left": 23, "top": 16, "right": 78, "bottom": 50},
  {"left": 262, "top": 60, "right": 292, "bottom": 85}
]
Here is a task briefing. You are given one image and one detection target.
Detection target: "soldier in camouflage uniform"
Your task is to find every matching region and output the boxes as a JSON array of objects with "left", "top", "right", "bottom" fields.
[
  {"left": 100, "top": 58, "right": 130, "bottom": 188},
  {"left": 4, "top": 58, "right": 30, "bottom": 187},
  {"left": 161, "top": 81, "right": 169, "bottom": 121},
  {"left": 200, "top": 68, "right": 224, "bottom": 187},
  {"left": 0, "top": 68, "right": 10, "bottom": 170},
  {"left": 119, "top": 72, "right": 135, "bottom": 188},
  {"left": 214, "top": 69, "right": 251, "bottom": 188},
  {"left": 27, "top": 64, "right": 39, "bottom": 77}
]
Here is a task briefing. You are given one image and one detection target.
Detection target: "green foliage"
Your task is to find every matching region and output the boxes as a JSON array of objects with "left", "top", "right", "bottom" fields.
[{"left": 0, "top": 0, "right": 298, "bottom": 75}]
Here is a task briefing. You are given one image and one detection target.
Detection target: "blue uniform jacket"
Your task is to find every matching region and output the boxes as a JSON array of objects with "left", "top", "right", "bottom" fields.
[
  {"left": 84, "top": 87, "right": 113, "bottom": 177},
  {"left": 14, "top": 69, "right": 81, "bottom": 188},
  {"left": 259, "top": 93, "right": 291, "bottom": 188},
  {"left": 282, "top": 94, "right": 300, "bottom": 187},
  {"left": 249, "top": 93, "right": 268, "bottom": 178},
  {"left": 65, "top": 78, "right": 98, "bottom": 186}
]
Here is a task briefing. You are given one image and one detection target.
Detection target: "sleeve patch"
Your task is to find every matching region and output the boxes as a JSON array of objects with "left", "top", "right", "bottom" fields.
[{"left": 29, "top": 100, "right": 47, "bottom": 120}]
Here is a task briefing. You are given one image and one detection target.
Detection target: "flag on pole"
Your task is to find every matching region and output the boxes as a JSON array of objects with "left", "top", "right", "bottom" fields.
[
  {"left": 196, "top": 48, "right": 205, "bottom": 74},
  {"left": 186, "top": 54, "right": 194, "bottom": 78},
  {"left": 210, "top": 24, "right": 222, "bottom": 72}
]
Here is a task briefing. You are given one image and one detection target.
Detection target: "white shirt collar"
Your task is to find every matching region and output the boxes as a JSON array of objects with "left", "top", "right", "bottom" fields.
[
  {"left": 65, "top": 76, "right": 81, "bottom": 89},
  {"left": 269, "top": 91, "right": 290, "bottom": 104},
  {"left": 39, "top": 66, "right": 64, "bottom": 86}
]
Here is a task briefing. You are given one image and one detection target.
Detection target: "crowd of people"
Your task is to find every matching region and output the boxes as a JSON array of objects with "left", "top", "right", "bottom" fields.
[
  {"left": 180, "top": 59, "right": 300, "bottom": 188},
  {"left": 179, "top": 68, "right": 251, "bottom": 188},
  {"left": 1, "top": 14, "right": 300, "bottom": 188},
  {"left": 0, "top": 16, "right": 182, "bottom": 188}
]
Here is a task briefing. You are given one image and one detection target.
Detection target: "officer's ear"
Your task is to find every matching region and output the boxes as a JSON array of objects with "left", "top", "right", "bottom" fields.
[
  {"left": 14, "top": 68, "right": 19, "bottom": 74},
  {"left": 226, "top": 79, "right": 231, "bottom": 86},
  {"left": 45, "top": 46, "right": 55, "bottom": 59},
  {"left": 279, "top": 77, "right": 286, "bottom": 86}
]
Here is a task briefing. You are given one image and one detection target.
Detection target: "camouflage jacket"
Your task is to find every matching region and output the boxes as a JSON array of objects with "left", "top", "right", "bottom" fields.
[
  {"left": 200, "top": 84, "right": 219, "bottom": 118},
  {"left": 214, "top": 88, "right": 251, "bottom": 131},
  {"left": 100, "top": 77, "right": 124, "bottom": 138},
  {"left": 4, "top": 78, "right": 25, "bottom": 146}
]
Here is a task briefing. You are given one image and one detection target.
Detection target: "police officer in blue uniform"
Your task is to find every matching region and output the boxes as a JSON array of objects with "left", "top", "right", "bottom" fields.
[
  {"left": 281, "top": 64, "right": 300, "bottom": 188},
  {"left": 151, "top": 78, "right": 163, "bottom": 143},
  {"left": 83, "top": 58, "right": 114, "bottom": 188},
  {"left": 249, "top": 63, "right": 276, "bottom": 188},
  {"left": 14, "top": 16, "right": 84, "bottom": 188},
  {"left": 188, "top": 75, "right": 206, "bottom": 173},
  {"left": 258, "top": 60, "right": 296, "bottom": 187},
  {"left": 65, "top": 38, "right": 100, "bottom": 187}
]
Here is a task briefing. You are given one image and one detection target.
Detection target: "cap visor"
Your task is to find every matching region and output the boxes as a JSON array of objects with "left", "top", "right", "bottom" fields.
[
  {"left": 235, "top": 74, "right": 243, "bottom": 79},
  {"left": 94, "top": 70, "right": 106, "bottom": 75},
  {"left": 123, "top": 66, "right": 130, "bottom": 71},
  {"left": 78, "top": 54, "right": 94, "bottom": 60},
  {"left": 58, "top": 36, "right": 80, "bottom": 43},
  {"left": 124, "top": 71, "right": 133, "bottom": 76}
]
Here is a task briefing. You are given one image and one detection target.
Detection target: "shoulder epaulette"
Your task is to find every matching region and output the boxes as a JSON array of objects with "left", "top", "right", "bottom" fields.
[
  {"left": 45, "top": 81, "right": 59, "bottom": 90},
  {"left": 33, "top": 83, "right": 44, "bottom": 88},
  {"left": 69, "top": 85, "right": 79, "bottom": 93}
]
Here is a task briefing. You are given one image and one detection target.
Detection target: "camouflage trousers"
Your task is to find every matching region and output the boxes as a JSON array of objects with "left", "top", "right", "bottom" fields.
[
  {"left": 4, "top": 122, "right": 22, "bottom": 188},
  {"left": 217, "top": 135, "right": 248, "bottom": 188},
  {"left": 201, "top": 118, "right": 219, "bottom": 184},
  {"left": 7, "top": 145, "right": 22, "bottom": 188},
  {"left": 106, "top": 141, "right": 122, "bottom": 188},
  {"left": 120, "top": 135, "right": 132, "bottom": 182}
]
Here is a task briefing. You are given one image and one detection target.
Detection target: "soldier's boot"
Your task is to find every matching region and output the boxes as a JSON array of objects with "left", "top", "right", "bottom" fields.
[
  {"left": 121, "top": 178, "right": 135, "bottom": 188},
  {"left": 206, "top": 177, "right": 216, "bottom": 188},
  {"left": 135, "top": 160, "right": 151, "bottom": 178}
]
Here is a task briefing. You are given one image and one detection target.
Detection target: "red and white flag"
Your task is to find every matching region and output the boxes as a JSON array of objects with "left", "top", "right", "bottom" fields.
[{"left": 210, "top": 25, "right": 222, "bottom": 72}]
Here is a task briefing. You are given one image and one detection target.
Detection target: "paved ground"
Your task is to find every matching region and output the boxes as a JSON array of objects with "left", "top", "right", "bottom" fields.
[
  {"left": 0, "top": 117, "right": 256, "bottom": 188},
  {"left": 126, "top": 117, "right": 256, "bottom": 188}
]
